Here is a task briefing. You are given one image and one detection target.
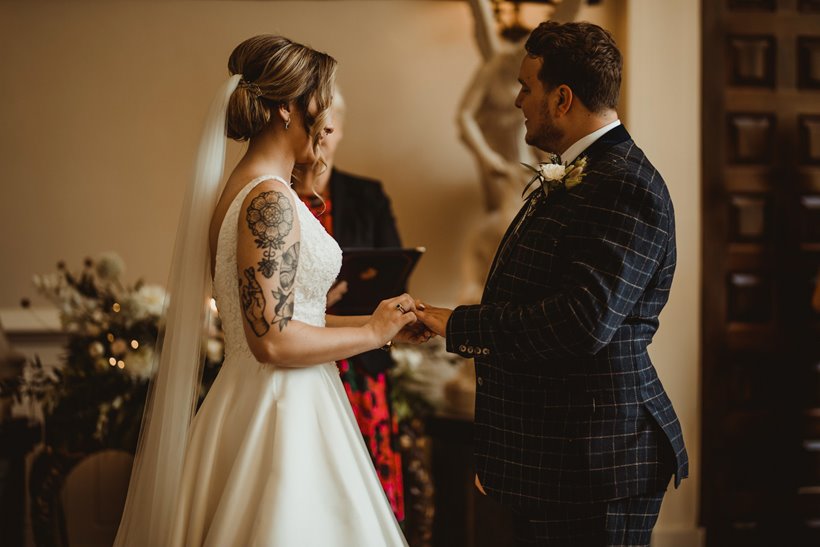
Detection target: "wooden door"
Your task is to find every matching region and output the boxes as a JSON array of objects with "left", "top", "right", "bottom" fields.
[{"left": 702, "top": 0, "right": 820, "bottom": 545}]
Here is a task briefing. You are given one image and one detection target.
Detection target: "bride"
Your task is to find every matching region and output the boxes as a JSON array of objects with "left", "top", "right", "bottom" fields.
[{"left": 114, "top": 35, "right": 427, "bottom": 546}]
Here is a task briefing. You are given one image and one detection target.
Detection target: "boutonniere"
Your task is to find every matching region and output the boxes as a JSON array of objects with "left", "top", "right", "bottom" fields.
[{"left": 521, "top": 154, "right": 587, "bottom": 200}]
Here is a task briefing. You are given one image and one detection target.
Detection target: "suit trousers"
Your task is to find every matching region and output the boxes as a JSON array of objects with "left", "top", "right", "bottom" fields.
[{"left": 512, "top": 490, "right": 666, "bottom": 547}]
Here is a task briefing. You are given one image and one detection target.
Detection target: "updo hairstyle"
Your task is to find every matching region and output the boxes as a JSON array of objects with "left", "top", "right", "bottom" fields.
[{"left": 226, "top": 35, "right": 336, "bottom": 156}]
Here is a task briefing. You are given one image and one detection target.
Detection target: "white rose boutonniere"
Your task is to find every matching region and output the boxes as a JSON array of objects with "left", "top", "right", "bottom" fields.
[
  {"left": 538, "top": 163, "right": 566, "bottom": 182},
  {"left": 521, "top": 154, "right": 588, "bottom": 199}
]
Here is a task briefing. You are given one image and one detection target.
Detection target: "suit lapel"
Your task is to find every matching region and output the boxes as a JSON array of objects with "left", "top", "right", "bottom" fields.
[
  {"left": 482, "top": 124, "right": 633, "bottom": 300},
  {"left": 481, "top": 194, "right": 540, "bottom": 302}
]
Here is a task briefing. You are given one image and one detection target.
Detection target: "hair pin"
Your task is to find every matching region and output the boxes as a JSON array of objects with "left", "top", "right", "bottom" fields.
[{"left": 238, "top": 78, "right": 263, "bottom": 98}]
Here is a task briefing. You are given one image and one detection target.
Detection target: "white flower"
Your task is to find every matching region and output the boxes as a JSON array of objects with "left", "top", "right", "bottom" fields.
[
  {"left": 95, "top": 252, "right": 125, "bottom": 281},
  {"left": 123, "top": 347, "right": 155, "bottom": 381},
  {"left": 124, "top": 284, "right": 167, "bottom": 320},
  {"left": 538, "top": 163, "right": 566, "bottom": 181},
  {"left": 33, "top": 273, "right": 72, "bottom": 306},
  {"left": 391, "top": 346, "right": 424, "bottom": 374}
]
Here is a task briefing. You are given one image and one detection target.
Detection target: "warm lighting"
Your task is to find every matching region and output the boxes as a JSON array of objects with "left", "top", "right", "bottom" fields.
[
  {"left": 490, "top": 0, "right": 600, "bottom": 41},
  {"left": 210, "top": 298, "right": 218, "bottom": 313},
  {"left": 107, "top": 333, "right": 115, "bottom": 342},
  {"left": 108, "top": 357, "right": 116, "bottom": 366},
  {"left": 112, "top": 302, "right": 121, "bottom": 313},
  {"left": 117, "top": 360, "right": 125, "bottom": 369},
  {"left": 130, "top": 339, "right": 139, "bottom": 349}
]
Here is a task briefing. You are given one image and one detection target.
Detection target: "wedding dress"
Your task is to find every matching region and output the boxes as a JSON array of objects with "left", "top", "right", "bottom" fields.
[{"left": 169, "top": 174, "right": 408, "bottom": 546}]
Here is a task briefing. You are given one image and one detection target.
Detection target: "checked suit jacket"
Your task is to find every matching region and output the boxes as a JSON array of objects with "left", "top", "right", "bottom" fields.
[{"left": 446, "top": 125, "right": 689, "bottom": 506}]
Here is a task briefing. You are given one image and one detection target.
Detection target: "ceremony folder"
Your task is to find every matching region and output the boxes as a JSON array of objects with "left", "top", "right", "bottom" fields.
[{"left": 331, "top": 247, "right": 425, "bottom": 315}]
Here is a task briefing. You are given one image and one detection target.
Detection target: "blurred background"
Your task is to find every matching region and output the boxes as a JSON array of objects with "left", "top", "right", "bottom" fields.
[{"left": 0, "top": 1, "right": 815, "bottom": 546}]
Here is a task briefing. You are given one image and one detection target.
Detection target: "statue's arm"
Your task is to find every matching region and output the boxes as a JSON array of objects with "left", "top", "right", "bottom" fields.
[{"left": 467, "top": 0, "right": 500, "bottom": 62}]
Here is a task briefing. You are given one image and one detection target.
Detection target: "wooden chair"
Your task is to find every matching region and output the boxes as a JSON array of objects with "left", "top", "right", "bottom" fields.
[{"left": 59, "top": 450, "right": 133, "bottom": 547}]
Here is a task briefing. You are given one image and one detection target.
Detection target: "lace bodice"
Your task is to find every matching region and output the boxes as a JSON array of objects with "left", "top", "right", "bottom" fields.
[{"left": 213, "top": 175, "right": 342, "bottom": 361}]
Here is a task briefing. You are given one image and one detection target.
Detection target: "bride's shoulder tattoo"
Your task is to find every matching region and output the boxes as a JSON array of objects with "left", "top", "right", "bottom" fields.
[
  {"left": 245, "top": 189, "right": 295, "bottom": 279},
  {"left": 240, "top": 189, "right": 301, "bottom": 335}
]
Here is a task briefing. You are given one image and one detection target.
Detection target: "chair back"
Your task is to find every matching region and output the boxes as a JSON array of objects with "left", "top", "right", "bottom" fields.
[{"left": 60, "top": 450, "right": 133, "bottom": 547}]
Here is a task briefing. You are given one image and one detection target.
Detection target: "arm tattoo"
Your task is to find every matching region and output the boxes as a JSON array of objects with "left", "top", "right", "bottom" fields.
[
  {"left": 239, "top": 267, "right": 270, "bottom": 337},
  {"left": 271, "top": 288, "right": 295, "bottom": 332},
  {"left": 280, "top": 242, "right": 299, "bottom": 291},
  {"left": 245, "top": 190, "right": 294, "bottom": 278}
]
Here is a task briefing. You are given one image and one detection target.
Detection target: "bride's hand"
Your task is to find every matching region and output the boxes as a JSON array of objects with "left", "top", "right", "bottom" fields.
[{"left": 365, "top": 294, "right": 418, "bottom": 348}]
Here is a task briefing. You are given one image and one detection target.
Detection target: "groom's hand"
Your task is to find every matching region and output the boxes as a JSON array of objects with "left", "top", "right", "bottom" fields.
[
  {"left": 414, "top": 304, "right": 453, "bottom": 338},
  {"left": 393, "top": 321, "right": 434, "bottom": 344}
]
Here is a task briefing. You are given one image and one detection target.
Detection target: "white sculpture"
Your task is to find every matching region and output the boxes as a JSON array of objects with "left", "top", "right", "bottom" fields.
[{"left": 456, "top": 0, "right": 583, "bottom": 305}]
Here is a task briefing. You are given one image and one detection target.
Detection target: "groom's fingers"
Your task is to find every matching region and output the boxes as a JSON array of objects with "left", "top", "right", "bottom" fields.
[
  {"left": 415, "top": 310, "right": 444, "bottom": 336},
  {"left": 400, "top": 311, "right": 418, "bottom": 327}
]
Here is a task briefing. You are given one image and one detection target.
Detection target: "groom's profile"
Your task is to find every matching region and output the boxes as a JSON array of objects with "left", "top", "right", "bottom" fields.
[{"left": 417, "top": 21, "right": 688, "bottom": 545}]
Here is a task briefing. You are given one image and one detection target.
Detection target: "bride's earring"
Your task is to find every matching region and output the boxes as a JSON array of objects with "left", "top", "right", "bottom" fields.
[{"left": 284, "top": 119, "right": 290, "bottom": 130}]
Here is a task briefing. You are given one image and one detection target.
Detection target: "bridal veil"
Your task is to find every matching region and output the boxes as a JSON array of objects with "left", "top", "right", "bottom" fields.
[{"left": 113, "top": 74, "right": 241, "bottom": 547}]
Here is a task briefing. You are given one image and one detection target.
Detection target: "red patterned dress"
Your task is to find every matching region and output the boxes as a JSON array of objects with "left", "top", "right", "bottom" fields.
[{"left": 299, "top": 191, "right": 405, "bottom": 522}]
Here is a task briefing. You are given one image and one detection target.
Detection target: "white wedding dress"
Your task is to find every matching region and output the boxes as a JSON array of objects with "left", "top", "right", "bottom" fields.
[{"left": 169, "top": 175, "right": 408, "bottom": 546}]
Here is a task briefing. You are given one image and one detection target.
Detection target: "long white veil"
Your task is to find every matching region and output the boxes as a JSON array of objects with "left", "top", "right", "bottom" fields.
[{"left": 113, "top": 74, "right": 241, "bottom": 547}]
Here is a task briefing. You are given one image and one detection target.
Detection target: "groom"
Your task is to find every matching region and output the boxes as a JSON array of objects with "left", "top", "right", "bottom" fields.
[{"left": 417, "top": 21, "right": 688, "bottom": 545}]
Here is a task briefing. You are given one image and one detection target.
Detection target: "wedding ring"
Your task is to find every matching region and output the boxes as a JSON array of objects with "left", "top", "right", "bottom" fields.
[{"left": 396, "top": 303, "right": 406, "bottom": 313}]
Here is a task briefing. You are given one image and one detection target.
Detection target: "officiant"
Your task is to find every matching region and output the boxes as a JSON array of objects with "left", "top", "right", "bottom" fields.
[{"left": 292, "top": 89, "right": 405, "bottom": 522}]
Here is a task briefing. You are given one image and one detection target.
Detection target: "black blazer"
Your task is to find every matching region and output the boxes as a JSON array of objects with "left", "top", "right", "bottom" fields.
[
  {"left": 330, "top": 168, "right": 402, "bottom": 250},
  {"left": 446, "top": 125, "right": 688, "bottom": 505},
  {"left": 329, "top": 168, "right": 402, "bottom": 376}
]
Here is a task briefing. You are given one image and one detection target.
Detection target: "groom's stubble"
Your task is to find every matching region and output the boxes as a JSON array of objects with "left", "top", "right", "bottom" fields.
[{"left": 527, "top": 94, "right": 565, "bottom": 156}]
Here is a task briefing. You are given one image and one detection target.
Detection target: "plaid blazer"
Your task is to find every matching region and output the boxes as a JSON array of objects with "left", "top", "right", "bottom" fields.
[{"left": 446, "top": 125, "right": 688, "bottom": 505}]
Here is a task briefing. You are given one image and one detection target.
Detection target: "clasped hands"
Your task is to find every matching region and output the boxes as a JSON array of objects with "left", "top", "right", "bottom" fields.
[{"left": 367, "top": 293, "right": 453, "bottom": 347}]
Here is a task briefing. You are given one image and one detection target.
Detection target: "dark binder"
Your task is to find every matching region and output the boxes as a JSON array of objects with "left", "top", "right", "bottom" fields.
[{"left": 331, "top": 247, "right": 425, "bottom": 315}]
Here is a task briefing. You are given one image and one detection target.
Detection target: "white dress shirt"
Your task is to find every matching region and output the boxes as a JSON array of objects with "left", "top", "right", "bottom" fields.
[{"left": 560, "top": 119, "right": 621, "bottom": 165}]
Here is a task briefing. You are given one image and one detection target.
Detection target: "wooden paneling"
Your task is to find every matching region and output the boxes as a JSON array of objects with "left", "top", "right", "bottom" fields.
[{"left": 703, "top": 0, "right": 820, "bottom": 544}]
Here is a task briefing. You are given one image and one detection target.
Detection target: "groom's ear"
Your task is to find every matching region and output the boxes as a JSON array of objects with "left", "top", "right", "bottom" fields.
[{"left": 555, "top": 85, "right": 573, "bottom": 116}]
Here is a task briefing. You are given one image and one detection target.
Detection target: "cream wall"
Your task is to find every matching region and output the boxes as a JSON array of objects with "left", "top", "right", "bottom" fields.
[
  {"left": 0, "top": 0, "right": 620, "bottom": 311},
  {"left": 0, "top": 0, "right": 701, "bottom": 544},
  {"left": 626, "top": 1, "right": 702, "bottom": 545}
]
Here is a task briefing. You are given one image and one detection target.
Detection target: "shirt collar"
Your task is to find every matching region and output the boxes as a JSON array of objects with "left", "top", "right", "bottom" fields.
[{"left": 560, "top": 119, "right": 621, "bottom": 165}]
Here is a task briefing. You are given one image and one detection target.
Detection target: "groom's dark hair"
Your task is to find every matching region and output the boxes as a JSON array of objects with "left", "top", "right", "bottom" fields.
[{"left": 525, "top": 21, "right": 622, "bottom": 113}]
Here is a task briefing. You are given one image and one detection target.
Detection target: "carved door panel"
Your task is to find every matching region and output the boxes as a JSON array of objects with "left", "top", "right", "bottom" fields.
[{"left": 702, "top": 0, "right": 820, "bottom": 545}]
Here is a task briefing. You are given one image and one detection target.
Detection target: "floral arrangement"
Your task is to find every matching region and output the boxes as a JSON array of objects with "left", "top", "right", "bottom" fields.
[
  {"left": 388, "top": 339, "right": 468, "bottom": 421},
  {"left": 521, "top": 154, "right": 588, "bottom": 199},
  {"left": 27, "top": 253, "right": 224, "bottom": 454}
]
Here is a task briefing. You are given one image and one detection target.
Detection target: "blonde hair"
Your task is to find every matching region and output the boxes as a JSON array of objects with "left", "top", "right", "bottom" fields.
[{"left": 226, "top": 35, "right": 336, "bottom": 160}]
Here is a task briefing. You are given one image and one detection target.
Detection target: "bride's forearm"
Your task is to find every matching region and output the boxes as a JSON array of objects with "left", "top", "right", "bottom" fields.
[
  {"left": 252, "top": 319, "right": 380, "bottom": 367},
  {"left": 325, "top": 314, "right": 370, "bottom": 328}
]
